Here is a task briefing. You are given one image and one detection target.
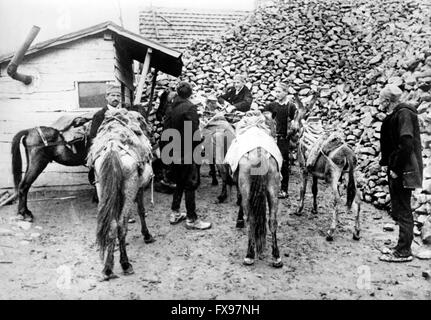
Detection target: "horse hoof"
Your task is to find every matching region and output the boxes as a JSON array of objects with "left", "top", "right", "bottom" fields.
[
  {"left": 122, "top": 264, "right": 135, "bottom": 275},
  {"left": 311, "top": 209, "right": 318, "bottom": 215},
  {"left": 294, "top": 210, "right": 302, "bottom": 217},
  {"left": 144, "top": 234, "right": 156, "bottom": 244},
  {"left": 272, "top": 258, "right": 283, "bottom": 268},
  {"left": 243, "top": 257, "right": 254, "bottom": 266},
  {"left": 217, "top": 196, "right": 227, "bottom": 203},
  {"left": 353, "top": 232, "right": 361, "bottom": 241},
  {"left": 100, "top": 272, "right": 119, "bottom": 282},
  {"left": 326, "top": 234, "right": 334, "bottom": 242},
  {"left": 236, "top": 219, "right": 245, "bottom": 228}
]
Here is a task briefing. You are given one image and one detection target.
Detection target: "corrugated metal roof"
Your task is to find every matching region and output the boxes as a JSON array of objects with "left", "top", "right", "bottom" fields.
[
  {"left": 140, "top": 7, "right": 252, "bottom": 51},
  {"left": 0, "top": 21, "right": 183, "bottom": 77}
]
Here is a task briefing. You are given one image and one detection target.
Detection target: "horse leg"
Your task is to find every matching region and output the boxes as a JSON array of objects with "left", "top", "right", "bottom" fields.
[
  {"left": 209, "top": 164, "right": 218, "bottom": 186},
  {"left": 101, "top": 221, "right": 118, "bottom": 281},
  {"left": 295, "top": 170, "right": 308, "bottom": 216},
  {"left": 236, "top": 193, "right": 245, "bottom": 228},
  {"left": 311, "top": 176, "right": 319, "bottom": 215},
  {"left": 268, "top": 162, "right": 282, "bottom": 268},
  {"left": 326, "top": 171, "right": 342, "bottom": 242},
  {"left": 216, "top": 164, "right": 228, "bottom": 203},
  {"left": 17, "top": 152, "right": 50, "bottom": 222},
  {"left": 118, "top": 221, "right": 134, "bottom": 275},
  {"left": 239, "top": 170, "right": 254, "bottom": 265},
  {"left": 136, "top": 187, "right": 155, "bottom": 244},
  {"left": 351, "top": 195, "right": 361, "bottom": 241}
]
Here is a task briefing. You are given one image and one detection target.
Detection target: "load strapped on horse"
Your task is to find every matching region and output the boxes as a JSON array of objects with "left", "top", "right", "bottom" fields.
[
  {"left": 224, "top": 110, "right": 284, "bottom": 268},
  {"left": 87, "top": 108, "right": 155, "bottom": 280},
  {"left": 294, "top": 92, "right": 361, "bottom": 242}
]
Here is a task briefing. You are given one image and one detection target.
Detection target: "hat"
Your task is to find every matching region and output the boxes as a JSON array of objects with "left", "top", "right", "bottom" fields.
[
  {"left": 106, "top": 83, "right": 121, "bottom": 95},
  {"left": 276, "top": 82, "right": 289, "bottom": 92},
  {"left": 207, "top": 94, "right": 218, "bottom": 101},
  {"left": 234, "top": 74, "right": 246, "bottom": 82},
  {"left": 379, "top": 84, "right": 402, "bottom": 102}
]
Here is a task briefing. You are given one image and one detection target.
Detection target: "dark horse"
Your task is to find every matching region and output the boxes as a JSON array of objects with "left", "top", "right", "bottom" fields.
[{"left": 10, "top": 127, "right": 87, "bottom": 221}]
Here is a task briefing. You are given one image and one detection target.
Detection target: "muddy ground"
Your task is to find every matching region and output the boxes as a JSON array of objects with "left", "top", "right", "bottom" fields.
[{"left": 0, "top": 166, "right": 430, "bottom": 300}]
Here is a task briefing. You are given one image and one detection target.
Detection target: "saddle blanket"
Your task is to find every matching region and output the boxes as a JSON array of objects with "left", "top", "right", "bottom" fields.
[
  {"left": 224, "top": 126, "right": 283, "bottom": 173},
  {"left": 51, "top": 111, "right": 96, "bottom": 144}
]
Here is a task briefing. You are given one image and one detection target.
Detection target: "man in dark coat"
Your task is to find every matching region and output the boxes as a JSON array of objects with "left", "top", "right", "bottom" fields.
[
  {"left": 163, "top": 81, "right": 211, "bottom": 230},
  {"left": 87, "top": 83, "right": 122, "bottom": 185},
  {"left": 378, "top": 84, "right": 423, "bottom": 262},
  {"left": 88, "top": 83, "right": 122, "bottom": 144},
  {"left": 263, "top": 82, "right": 297, "bottom": 199},
  {"left": 217, "top": 74, "right": 253, "bottom": 112}
]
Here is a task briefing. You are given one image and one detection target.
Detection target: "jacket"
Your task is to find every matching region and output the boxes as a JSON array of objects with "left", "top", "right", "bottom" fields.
[
  {"left": 163, "top": 96, "right": 201, "bottom": 164},
  {"left": 218, "top": 86, "right": 253, "bottom": 112},
  {"left": 380, "top": 103, "right": 423, "bottom": 188},
  {"left": 264, "top": 101, "right": 297, "bottom": 137}
]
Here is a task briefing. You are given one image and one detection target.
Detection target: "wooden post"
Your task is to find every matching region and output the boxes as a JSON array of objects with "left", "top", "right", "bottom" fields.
[
  {"left": 133, "top": 48, "right": 152, "bottom": 105},
  {"left": 146, "top": 68, "right": 159, "bottom": 118}
]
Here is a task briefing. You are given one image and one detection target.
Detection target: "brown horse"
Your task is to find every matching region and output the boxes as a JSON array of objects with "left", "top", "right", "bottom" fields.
[
  {"left": 10, "top": 127, "right": 88, "bottom": 221},
  {"left": 89, "top": 109, "right": 154, "bottom": 280},
  {"left": 293, "top": 92, "right": 361, "bottom": 242}
]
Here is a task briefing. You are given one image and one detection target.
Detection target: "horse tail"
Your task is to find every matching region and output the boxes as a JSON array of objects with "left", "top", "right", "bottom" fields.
[
  {"left": 346, "top": 153, "right": 357, "bottom": 209},
  {"left": 11, "top": 129, "right": 30, "bottom": 191},
  {"left": 249, "top": 148, "right": 268, "bottom": 255},
  {"left": 96, "top": 149, "right": 124, "bottom": 260}
]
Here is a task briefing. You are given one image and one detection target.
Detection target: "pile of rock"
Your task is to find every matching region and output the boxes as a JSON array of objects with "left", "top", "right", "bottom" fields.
[{"left": 141, "top": 0, "right": 431, "bottom": 215}]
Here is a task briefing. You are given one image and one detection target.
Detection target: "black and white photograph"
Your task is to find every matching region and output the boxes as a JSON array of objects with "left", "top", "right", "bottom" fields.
[{"left": 0, "top": 0, "right": 430, "bottom": 303}]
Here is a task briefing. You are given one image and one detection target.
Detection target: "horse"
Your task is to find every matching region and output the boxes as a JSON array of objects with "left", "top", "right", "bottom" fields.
[
  {"left": 9, "top": 122, "right": 89, "bottom": 221},
  {"left": 293, "top": 92, "right": 361, "bottom": 242},
  {"left": 87, "top": 108, "right": 155, "bottom": 280},
  {"left": 201, "top": 113, "right": 237, "bottom": 203},
  {"left": 225, "top": 111, "right": 283, "bottom": 267},
  {"left": 237, "top": 147, "right": 283, "bottom": 268}
]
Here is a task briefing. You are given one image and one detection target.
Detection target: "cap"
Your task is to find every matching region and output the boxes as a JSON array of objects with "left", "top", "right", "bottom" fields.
[
  {"left": 379, "top": 84, "right": 402, "bottom": 102},
  {"left": 106, "top": 82, "right": 121, "bottom": 95},
  {"left": 234, "top": 74, "right": 246, "bottom": 82},
  {"left": 276, "top": 82, "right": 289, "bottom": 92}
]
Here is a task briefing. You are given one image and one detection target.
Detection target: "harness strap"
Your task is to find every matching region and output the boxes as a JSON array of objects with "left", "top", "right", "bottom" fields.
[
  {"left": 36, "top": 126, "right": 49, "bottom": 147},
  {"left": 318, "top": 143, "right": 347, "bottom": 170}
]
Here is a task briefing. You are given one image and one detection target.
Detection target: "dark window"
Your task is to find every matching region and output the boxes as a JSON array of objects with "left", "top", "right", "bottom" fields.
[{"left": 78, "top": 81, "right": 107, "bottom": 108}]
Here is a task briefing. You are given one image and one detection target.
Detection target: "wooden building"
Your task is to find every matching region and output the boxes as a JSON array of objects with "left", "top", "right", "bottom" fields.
[{"left": 0, "top": 21, "right": 182, "bottom": 191}]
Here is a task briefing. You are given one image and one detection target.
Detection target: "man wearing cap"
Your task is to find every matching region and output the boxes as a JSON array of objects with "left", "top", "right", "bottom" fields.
[
  {"left": 87, "top": 83, "right": 122, "bottom": 188},
  {"left": 88, "top": 83, "right": 122, "bottom": 144},
  {"left": 163, "top": 81, "right": 212, "bottom": 230},
  {"left": 378, "top": 84, "right": 423, "bottom": 263},
  {"left": 263, "top": 82, "right": 297, "bottom": 199},
  {"left": 217, "top": 74, "right": 253, "bottom": 113}
]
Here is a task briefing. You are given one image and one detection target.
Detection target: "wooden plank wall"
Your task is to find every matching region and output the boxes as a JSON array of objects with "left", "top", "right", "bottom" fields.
[
  {"left": 114, "top": 39, "right": 135, "bottom": 107},
  {"left": 0, "top": 35, "right": 116, "bottom": 190}
]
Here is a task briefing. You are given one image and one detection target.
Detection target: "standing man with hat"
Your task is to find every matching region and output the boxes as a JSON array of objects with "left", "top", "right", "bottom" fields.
[
  {"left": 217, "top": 74, "right": 253, "bottom": 113},
  {"left": 378, "top": 84, "right": 423, "bottom": 262},
  {"left": 263, "top": 82, "right": 298, "bottom": 199}
]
